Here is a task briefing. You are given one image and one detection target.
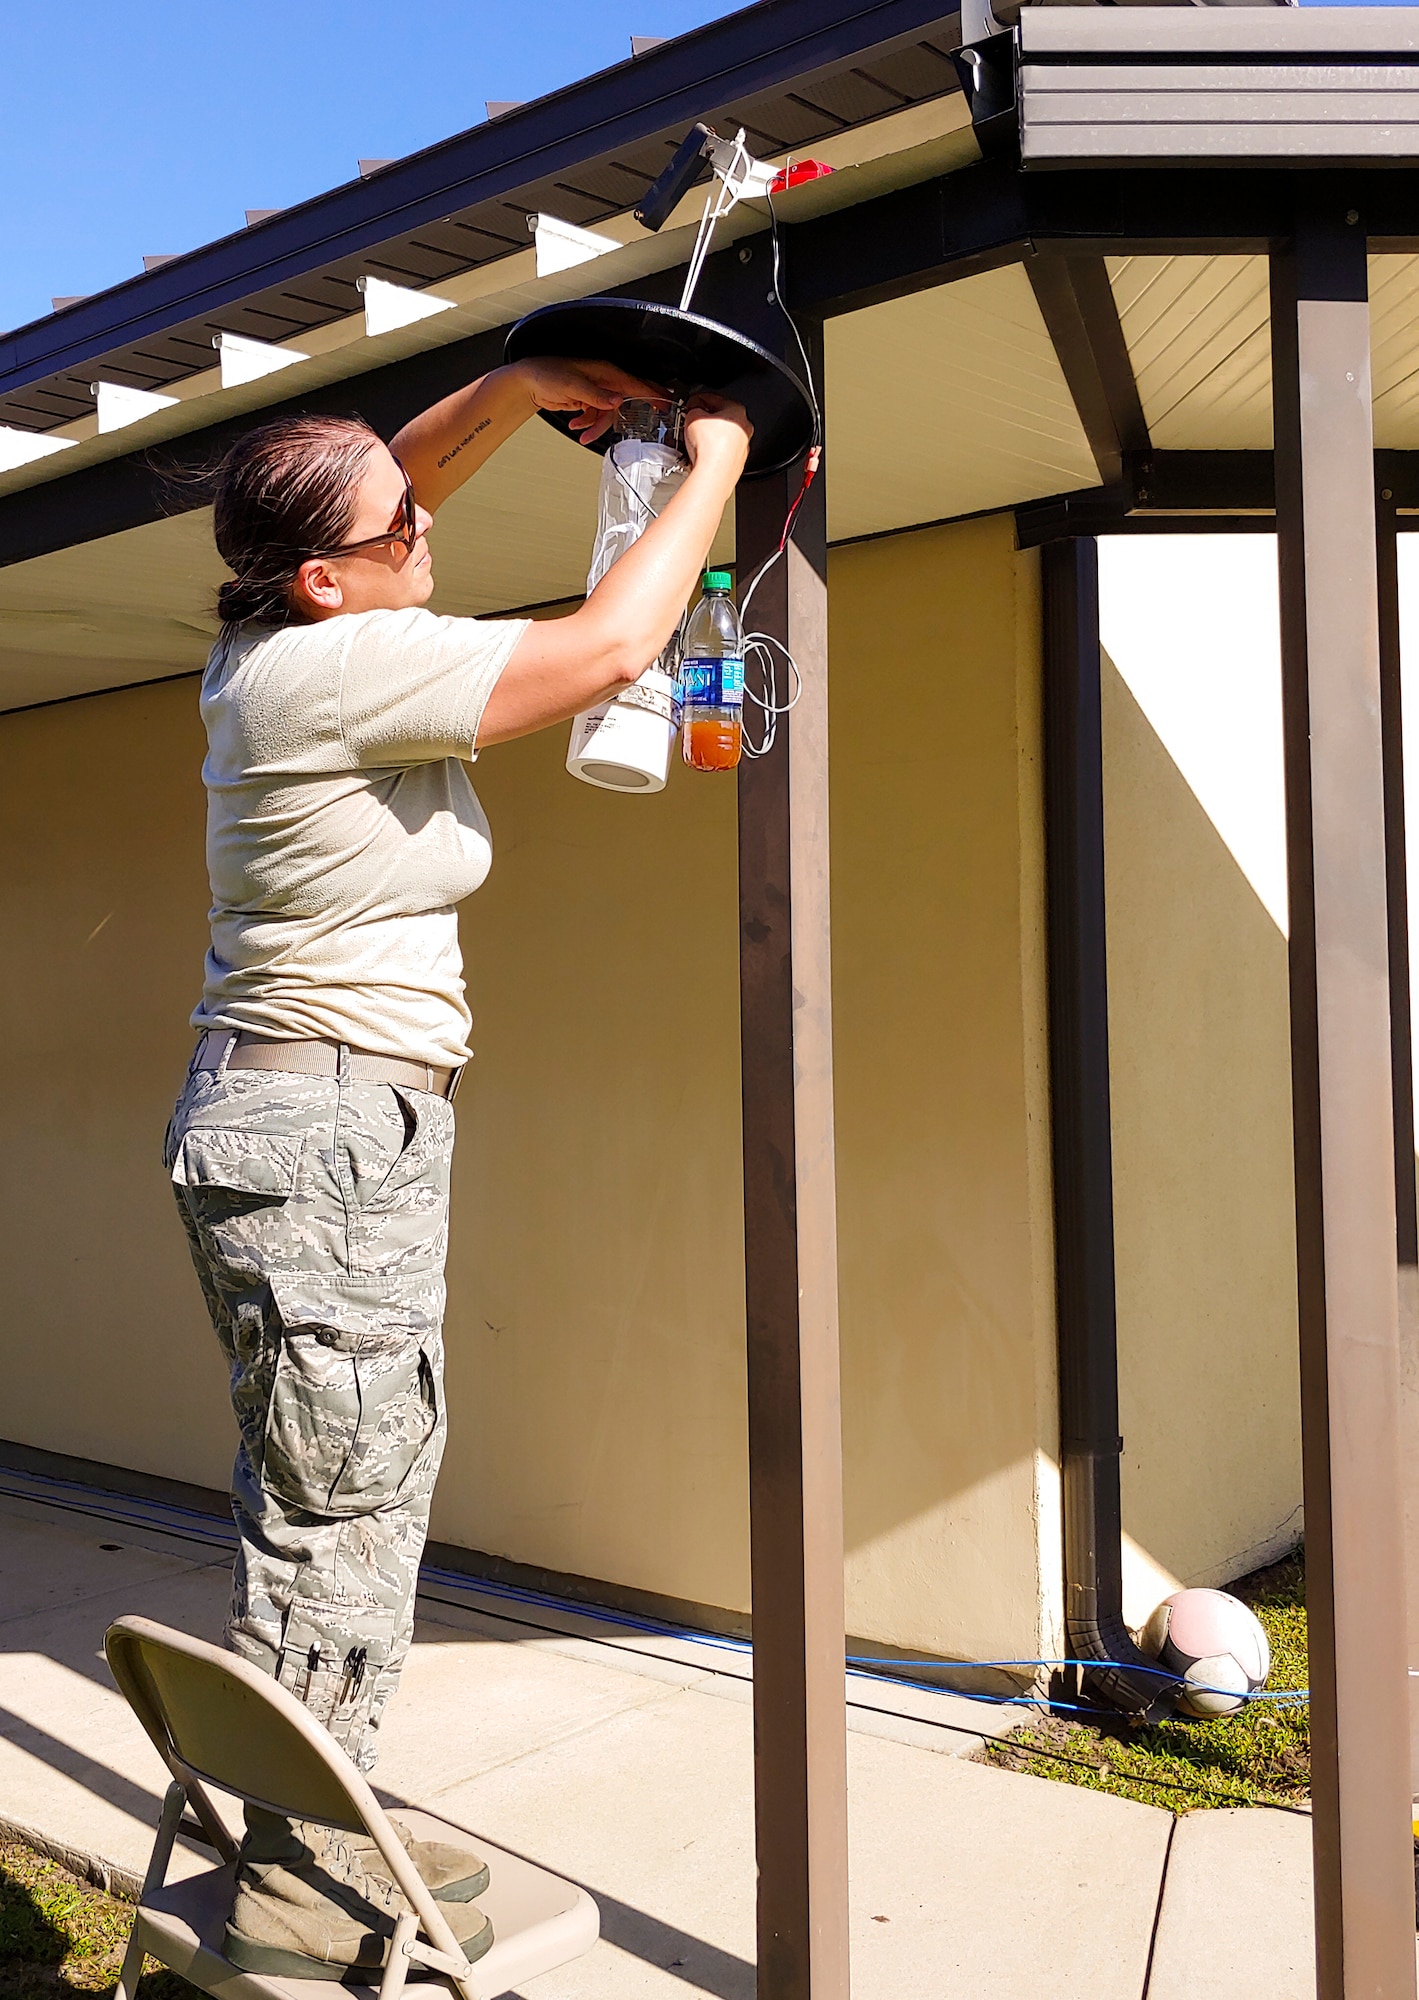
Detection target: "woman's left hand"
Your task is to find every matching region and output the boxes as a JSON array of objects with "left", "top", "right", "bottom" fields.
[{"left": 516, "top": 358, "right": 665, "bottom": 446}]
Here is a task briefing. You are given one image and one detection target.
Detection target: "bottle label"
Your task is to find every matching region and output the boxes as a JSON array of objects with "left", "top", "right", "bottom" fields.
[{"left": 680, "top": 655, "right": 744, "bottom": 712}]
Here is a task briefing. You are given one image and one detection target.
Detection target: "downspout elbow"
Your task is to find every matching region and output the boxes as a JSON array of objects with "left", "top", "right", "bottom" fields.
[{"left": 1061, "top": 1447, "right": 1184, "bottom": 1723}]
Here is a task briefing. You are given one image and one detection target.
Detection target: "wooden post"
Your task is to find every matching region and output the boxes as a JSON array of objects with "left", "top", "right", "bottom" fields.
[
  {"left": 1270, "top": 203, "right": 1417, "bottom": 2000},
  {"left": 1377, "top": 488, "right": 1419, "bottom": 1806},
  {"left": 1377, "top": 494, "right": 1419, "bottom": 1274},
  {"left": 735, "top": 327, "right": 850, "bottom": 2000}
]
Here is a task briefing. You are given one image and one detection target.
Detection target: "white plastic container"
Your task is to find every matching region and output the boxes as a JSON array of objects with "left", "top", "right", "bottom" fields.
[
  {"left": 565, "top": 665, "right": 682, "bottom": 792},
  {"left": 566, "top": 412, "right": 687, "bottom": 794}
]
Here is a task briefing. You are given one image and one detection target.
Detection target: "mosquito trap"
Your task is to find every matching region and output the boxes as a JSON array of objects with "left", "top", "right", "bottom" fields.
[{"left": 504, "top": 124, "right": 821, "bottom": 793}]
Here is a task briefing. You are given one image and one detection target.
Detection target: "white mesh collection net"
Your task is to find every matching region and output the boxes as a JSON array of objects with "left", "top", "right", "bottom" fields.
[{"left": 566, "top": 436, "right": 689, "bottom": 793}]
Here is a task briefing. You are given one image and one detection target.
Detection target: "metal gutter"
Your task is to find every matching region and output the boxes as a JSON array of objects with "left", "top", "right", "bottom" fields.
[
  {"left": 1012, "top": 4, "right": 1419, "bottom": 170},
  {"left": 1019, "top": 6, "right": 1419, "bottom": 59},
  {"left": 0, "top": 92, "right": 977, "bottom": 512}
]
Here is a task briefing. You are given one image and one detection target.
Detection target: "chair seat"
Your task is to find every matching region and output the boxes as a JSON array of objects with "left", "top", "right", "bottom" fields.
[{"left": 135, "top": 1808, "right": 598, "bottom": 2000}]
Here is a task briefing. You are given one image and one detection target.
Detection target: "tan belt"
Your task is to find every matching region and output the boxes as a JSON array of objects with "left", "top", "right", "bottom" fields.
[{"left": 196, "top": 1029, "right": 460, "bottom": 1100}]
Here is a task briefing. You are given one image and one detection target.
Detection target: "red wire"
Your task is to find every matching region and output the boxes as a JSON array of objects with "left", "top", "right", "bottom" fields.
[{"left": 777, "top": 445, "right": 821, "bottom": 554}]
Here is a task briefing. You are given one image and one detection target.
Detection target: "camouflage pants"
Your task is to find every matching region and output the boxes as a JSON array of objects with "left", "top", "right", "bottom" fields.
[{"left": 165, "top": 1044, "right": 454, "bottom": 1771}]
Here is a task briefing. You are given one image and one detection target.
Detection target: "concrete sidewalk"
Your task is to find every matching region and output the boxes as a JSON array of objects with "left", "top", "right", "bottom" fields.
[{"left": 0, "top": 1471, "right": 1320, "bottom": 1999}]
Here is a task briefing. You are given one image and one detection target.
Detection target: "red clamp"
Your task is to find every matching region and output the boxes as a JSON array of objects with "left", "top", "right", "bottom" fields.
[{"left": 769, "top": 160, "right": 835, "bottom": 195}]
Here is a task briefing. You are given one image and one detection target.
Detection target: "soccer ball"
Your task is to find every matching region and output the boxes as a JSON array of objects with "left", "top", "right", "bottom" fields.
[{"left": 1139, "top": 1588, "right": 1271, "bottom": 1718}]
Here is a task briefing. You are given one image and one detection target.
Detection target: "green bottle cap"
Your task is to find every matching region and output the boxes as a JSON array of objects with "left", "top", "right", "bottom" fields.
[{"left": 703, "top": 570, "right": 732, "bottom": 591}]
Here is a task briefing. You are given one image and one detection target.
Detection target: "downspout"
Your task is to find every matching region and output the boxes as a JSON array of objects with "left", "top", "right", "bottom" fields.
[{"left": 1040, "top": 536, "right": 1183, "bottom": 1723}]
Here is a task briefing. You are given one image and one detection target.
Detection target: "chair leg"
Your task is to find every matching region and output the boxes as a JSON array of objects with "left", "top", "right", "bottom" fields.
[
  {"left": 378, "top": 1907, "right": 417, "bottom": 2000},
  {"left": 116, "top": 1782, "right": 188, "bottom": 2000},
  {"left": 182, "top": 1776, "right": 238, "bottom": 1864},
  {"left": 403, "top": 1936, "right": 486, "bottom": 2000},
  {"left": 142, "top": 1783, "right": 188, "bottom": 1897},
  {"left": 113, "top": 1913, "right": 152, "bottom": 2000}
]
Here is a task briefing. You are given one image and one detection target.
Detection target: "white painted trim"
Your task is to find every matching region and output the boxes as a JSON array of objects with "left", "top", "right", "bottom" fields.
[
  {"left": 357, "top": 275, "right": 456, "bottom": 337},
  {"left": 212, "top": 331, "right": 308, "bottom": 389},
  {"left": 528, "top": 213, "right": 619, "bottom": 279},
  {"left": 91, "top": 382, "right": 179, "bottom": 433},
  {"left": 0, "top": 426, "right": 78, "bottom": 472}
]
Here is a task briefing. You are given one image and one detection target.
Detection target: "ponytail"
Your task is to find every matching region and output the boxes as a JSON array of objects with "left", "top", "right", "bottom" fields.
[{"left": 212, "top": 414, "right": 378, "bottom": 626}]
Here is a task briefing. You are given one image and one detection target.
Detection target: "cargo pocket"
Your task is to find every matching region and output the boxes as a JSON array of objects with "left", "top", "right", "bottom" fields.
[
  {"left": 275, "top": 1603, "right": 391, "bottom": 1765},
  {"left": 170, "top": 1128, "right": 305, "bottom": 1279},
  {"left": 261, "top": 1274, "right": 442, "bottom": 1518},
  {"left": 170, "top": 1127, "right": 304, "bottom": 1198}
]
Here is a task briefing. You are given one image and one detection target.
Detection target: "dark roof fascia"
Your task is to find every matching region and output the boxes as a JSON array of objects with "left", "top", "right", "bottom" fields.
[{"left": 0, "top": 0, "right": 961, "bottom": 402}]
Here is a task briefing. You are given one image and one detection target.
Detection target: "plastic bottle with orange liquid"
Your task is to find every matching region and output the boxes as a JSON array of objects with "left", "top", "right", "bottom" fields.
[{"left": 679, "top": 571, "right": 744, "bottom": 772}]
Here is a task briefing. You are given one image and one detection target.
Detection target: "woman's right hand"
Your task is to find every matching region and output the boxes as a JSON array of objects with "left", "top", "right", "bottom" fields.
[{"left": 683, "top": 394, "right": 753, "bottom": 481}]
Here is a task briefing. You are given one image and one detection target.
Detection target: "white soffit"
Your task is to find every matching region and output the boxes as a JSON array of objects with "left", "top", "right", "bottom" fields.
[
  {"left": 93, "top": 380, "right": 180, "bottom": 433},
  {"left": 1108, "top": 252, "right": 1419, "bottom": 450},
  {"left": 214, "top": 331, "right": 309, "bottom": 389},
  {"left": 824, "top": 262, "right": 1099, "bottom": 541},
  {"left": 358, "top": 275, "right": 457, "bottom": 338},
  {"left": 0, "top": 417, "right": 733, "bottom": 713},
  {"left": 1370, "top": 256, "right": 1419, "bottom": 446},
  {"left": 1107, "top": 255, "right": 1272, "bottom": 451},
  {"left": 0, "top": 508, "right": 222, "bottom": 663},
  {"left": 0, "top": 509, "right": 222, "bottom": 711},
  {"left": 529, "top": 213, "right": 620, "bottom": 278}
]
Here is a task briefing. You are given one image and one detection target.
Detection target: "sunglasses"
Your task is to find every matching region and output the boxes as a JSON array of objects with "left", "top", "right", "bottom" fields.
[{"left": 307, "top": 459, "right": 419, "bottom": 562}]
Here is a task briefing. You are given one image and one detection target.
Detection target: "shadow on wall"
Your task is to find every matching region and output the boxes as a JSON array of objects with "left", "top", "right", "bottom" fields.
[{"left": 1101, "top": 655, "right": 1302, "bottom": 1623}]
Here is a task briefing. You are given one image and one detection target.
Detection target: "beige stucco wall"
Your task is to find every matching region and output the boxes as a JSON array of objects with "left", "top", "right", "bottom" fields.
[
  {"left": 1101, "top": 653, "right": 1303, "bottom": 1627},
  {"left": 830, "top": 518, "right": 1061, "bottom": 1661},
  {"left": 0, "top": 681, "right": 230, "bottom": 1488},
  {"left": 0, "top": 514, "right": 1065, "bottom": 1661}
]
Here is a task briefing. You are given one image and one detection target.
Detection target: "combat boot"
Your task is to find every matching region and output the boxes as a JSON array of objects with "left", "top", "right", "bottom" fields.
[
  {"left": 225, "top": 1813, "right": 493, "bottom": 1981},
  {"left": 295, "top": 1816, "right": 490, "bottom": 1904}
]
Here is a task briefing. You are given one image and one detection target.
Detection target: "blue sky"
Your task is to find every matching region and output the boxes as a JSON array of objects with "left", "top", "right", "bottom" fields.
[
  {"left": 0, "top": 0, "right": 1389, "bottom": 337},
  {"left": 0, "top": 1, "right": 730, "bottom": 335}
]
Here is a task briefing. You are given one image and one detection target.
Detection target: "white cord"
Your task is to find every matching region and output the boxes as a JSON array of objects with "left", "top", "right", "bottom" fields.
[
  {"left": 738, "top": 545, "right": 781, "bottom": 628},
  {"left": 766, "top": 185, "right": 824, "bottom": 447},
  {"left": 740, "top": 627, "right": 803, "bottom": 760}
]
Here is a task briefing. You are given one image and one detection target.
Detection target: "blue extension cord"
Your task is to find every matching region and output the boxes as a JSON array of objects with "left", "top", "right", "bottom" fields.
[
  {"left": 420, "top": 1560, "right": 1309, "bottom": 1717},
  {"left": 0, "top": 1464, "right": 1308, "bottom": 1719}
]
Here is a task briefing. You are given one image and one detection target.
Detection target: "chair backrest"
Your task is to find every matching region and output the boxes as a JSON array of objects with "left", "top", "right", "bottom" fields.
[{"left": 105, "top": 1615, "right": 371, "bottom": 1832}]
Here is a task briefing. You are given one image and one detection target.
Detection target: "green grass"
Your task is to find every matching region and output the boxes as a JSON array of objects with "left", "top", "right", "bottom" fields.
[
  {"left": 978, "top": 1550, "right": 1310, "bottom": 1812},
  {"left": 0, "top": 1844, "right": 201, "bottom": 2000}
]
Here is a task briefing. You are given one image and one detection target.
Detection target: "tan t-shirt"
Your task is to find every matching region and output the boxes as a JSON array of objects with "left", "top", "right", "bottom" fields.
[{"left": 193, "top": 606, "right": 529, "bottom": 1069}]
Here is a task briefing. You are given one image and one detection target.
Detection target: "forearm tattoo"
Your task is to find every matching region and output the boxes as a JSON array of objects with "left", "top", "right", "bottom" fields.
[{"left": 436, "top": 415, "right": 492, "bottom": 470}]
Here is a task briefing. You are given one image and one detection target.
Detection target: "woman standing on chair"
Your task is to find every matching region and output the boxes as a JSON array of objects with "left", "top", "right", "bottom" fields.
[{"left": 166, "top": 360, "right": 750, "bottom": 1979}]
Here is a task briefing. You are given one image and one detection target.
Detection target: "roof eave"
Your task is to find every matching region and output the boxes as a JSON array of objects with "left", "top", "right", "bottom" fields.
[{"left": 0, "top": 0, "right": 963, "bottom": 403}]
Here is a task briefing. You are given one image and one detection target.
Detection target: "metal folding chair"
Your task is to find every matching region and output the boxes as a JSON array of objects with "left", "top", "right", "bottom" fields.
[{"left": 104, "top": 1615, "right": 598, "bottom": 2000}]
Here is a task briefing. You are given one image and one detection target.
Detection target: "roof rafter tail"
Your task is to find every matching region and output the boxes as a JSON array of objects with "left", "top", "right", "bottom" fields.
[{"left": 1026, "top": 251, "right": 1149, "bottom": 487}]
